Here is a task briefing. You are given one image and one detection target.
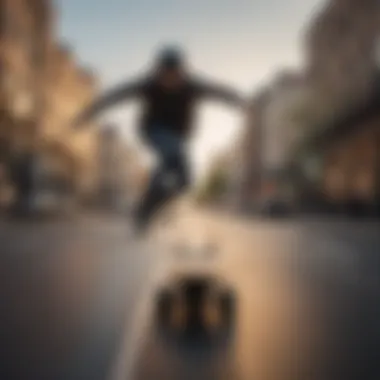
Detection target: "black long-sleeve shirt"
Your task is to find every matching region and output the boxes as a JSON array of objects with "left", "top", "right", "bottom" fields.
[{"left": 79, "top": 75, "right": 243, "bottom": 137}]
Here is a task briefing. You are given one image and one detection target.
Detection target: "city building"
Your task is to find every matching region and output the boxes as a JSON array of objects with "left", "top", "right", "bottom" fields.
[
  {"left": 0, "top": 0, "right": 100, "bottom": 207},
  {"left": 97, "top": 125, "right": 146, "bottom": 210},
  {"left": 304, "top": 0, "right": 379, "bottom": 114},
  {"left": 0, "top": 0, "right": 53, "bottom": 207},
  {"left": 290, "top": 0, "right": 380, "bottom": 215},
  {"left": 296, "top": 77, "right": 380, "bottom": 215},
  {"left": 42, "top": 43, "right": 100, "bottom": 200},
  {"left": 230, "top": 89, "right": 271, "bottom": 210},
  {"left": 262, "top": 71, "right": 305, "bottom": 174},
  {"left": 0, "top": 0, "right": 52, "bottom": 154},
  {"left": 230, "top": 70, "right": 305, "bottom": 212}
]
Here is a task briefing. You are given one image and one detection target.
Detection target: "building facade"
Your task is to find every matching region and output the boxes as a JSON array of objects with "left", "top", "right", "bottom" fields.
[
  {"left": 230, "top": 71, "right": 305, "bottom": 211},
  {"left": 232, "top": 91, "right": 268, "bottom": 210},
  {"left": 0, "top": 0, "right": 100, "bottom": 206},
  {"left": 97, "top": 125, "right": 146, "bottom": 210},
  {"left": 304, "top": 0, "right": 379, "bottom": 113},
  {"left": 0, "top": 0, "right": 52, "bottom": 206},
  {"left": 292, "top": 0, "right": 380, "bottom": 215},
  {"left": 299, "top": 90, "right": 380, "bottom": 215},
  {"left": 42, "top": 43, "right": 99, "bottom": 199},
  {"left": 261, "top": 71, "right": 305, "bottom": 173},
  {"left": 0, "top": 0, "right": 52, "bottom": 154}
]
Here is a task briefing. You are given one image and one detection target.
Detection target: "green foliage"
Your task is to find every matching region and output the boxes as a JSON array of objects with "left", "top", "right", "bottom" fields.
[{"left": 195, "top": 163, "right": 229, "bottom": 204}]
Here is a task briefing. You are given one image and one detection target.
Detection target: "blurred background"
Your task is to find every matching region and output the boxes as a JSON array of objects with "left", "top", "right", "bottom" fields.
[
  {"left": 1, "top": 0, "right": 379, "bottom": 217},
  {"left": 0, "top": 1, "right": 379, "bottom": 380}
]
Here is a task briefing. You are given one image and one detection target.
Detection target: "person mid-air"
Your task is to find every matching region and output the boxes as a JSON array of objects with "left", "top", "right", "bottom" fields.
[{"left": 74, "top": 46, "right": 246, "bottom": 235}]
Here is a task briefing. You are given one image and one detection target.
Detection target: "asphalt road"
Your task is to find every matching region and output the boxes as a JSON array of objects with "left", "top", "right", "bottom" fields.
[
  {"left": 0, "top": 211, "right": 379, "bottom": 380},
  {"left": 0, "top": 215, "right": 154, "bottom": 380}
]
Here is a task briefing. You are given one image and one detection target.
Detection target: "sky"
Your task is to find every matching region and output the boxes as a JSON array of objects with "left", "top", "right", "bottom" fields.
[{"left": 56, "top": 0, "right": 322, "bottom": 179}]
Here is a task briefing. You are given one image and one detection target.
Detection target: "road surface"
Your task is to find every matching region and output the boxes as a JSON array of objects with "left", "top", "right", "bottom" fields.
[{"left": 0, "top": 211, "right": 379, "bottom": 380}]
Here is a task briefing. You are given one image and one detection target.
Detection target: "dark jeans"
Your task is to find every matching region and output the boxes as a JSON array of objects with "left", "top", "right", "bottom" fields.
[{"left": 135, "top": 129, "right": 190, "bottom": 228}]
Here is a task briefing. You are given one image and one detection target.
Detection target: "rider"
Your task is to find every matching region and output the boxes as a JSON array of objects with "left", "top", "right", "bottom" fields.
[{"left": 74, "top": 46, "right": 246, "bottom": 234}]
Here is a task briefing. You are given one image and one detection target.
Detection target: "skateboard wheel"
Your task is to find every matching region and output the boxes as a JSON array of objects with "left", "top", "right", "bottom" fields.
[
  {"left": 156, "top": 289, "right": 186, "bottom": 332},
  {"left": 171, "top": 296, "right": 187, "bottom": 330},
  {"left": 219, "top": 290, "right": 235, "bottom": 326},
  {"left": 156, "top": 290, "right": 173, "bottom": 326},
  {"left": 204, "top": 296, "right": 221, "bottom": 330}
]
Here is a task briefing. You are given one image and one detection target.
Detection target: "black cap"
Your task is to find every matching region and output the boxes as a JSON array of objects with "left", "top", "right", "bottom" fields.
[{"left": 156, "top": 46, "right": 184, "bottom": 69}]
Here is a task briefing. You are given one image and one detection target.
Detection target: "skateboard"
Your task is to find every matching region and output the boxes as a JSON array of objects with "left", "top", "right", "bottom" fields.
[
  {"left": 148, "top": 199, "right": 237, "bottom": 337},
  {"left": 155, "top": 272, "right": 235, "bottom": 336}
]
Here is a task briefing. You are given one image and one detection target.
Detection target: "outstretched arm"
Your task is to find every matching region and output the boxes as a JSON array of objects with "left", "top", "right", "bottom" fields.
[
  {"left": 73, "top": 79, "right": 146, "bottom": 128},
  {"left": 194, "top": 78, "right": 245, "bottom": 108}
]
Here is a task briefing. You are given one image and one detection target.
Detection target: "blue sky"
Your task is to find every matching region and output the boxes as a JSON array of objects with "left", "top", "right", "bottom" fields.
[{"left": 56, "top": 0, "right": 321, "bottom": 178}]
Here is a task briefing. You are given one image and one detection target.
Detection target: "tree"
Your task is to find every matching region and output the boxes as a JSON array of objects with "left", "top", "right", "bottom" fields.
[{"left": 195, "top": 158, "right": 229, "bottom": 204}]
